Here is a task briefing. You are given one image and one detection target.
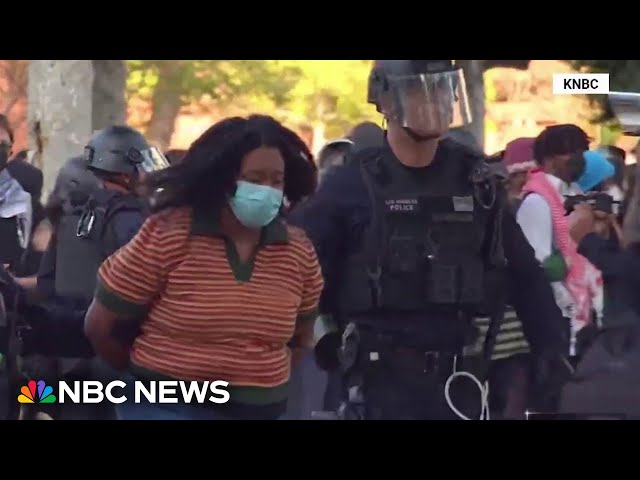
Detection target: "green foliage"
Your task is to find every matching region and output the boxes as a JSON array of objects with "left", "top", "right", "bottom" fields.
[
  {"left": 600, "top": 123, "right": 622, "bottom": 145},
  {"left": 126, "top": 60, "right": 298, "bottom": 107},
  {"left": 126, "top": 60, "right": 380, "bottom": 140},
  {"left": 268, "top": 60, "right": 379, "bottom": 138},
  {"left": 569, "top": 60, "right": 640, "bottom": 122}
]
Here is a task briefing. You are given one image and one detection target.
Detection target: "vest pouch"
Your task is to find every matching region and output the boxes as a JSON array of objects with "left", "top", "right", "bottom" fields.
[
  {"left": 458, "top": 257, "right": 485, "bottom": 305},
  {"left": 55, "top": 208, "right": 108, "bottom": 301},
  {"left": 387, "top": 236, "right": 421, "bottom": 273},
  {"left": 425, "top": 262, "right": 458, "bottom": 304},
  {"left": 378, "top": 236, "right": 425, "bottom": 311},
  {"left": 340, "top": 253, "right": 378, "bottom": 314}
]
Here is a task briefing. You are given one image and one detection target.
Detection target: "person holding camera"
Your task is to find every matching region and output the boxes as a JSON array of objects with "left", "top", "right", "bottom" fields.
[
  {"left": 561, "top": 164, "right": 640, "bottom": 419},
  {"left": 574, "top": 150, "right": 623, "bottom": 244}
]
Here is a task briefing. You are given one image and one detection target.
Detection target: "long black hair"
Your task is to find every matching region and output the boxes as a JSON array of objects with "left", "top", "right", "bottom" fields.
[{"left": 146, "top": 115, "right": 317, "bottom": 213}]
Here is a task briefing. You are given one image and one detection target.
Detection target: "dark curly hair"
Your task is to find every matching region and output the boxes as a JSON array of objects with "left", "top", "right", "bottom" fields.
[{"left": 146, "top": 115, "right": 317, "bottom": 213}]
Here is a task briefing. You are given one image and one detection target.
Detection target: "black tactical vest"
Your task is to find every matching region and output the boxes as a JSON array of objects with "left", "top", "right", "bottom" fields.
[
  {"left": 340, "top": 141, "right": 502, "bottom": 320},
  {"left": 55, "top": 191, "right": 140, "bottom": 301}
]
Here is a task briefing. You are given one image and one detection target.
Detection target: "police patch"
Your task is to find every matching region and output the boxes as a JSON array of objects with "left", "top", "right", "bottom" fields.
[
  {"left": 452, "top": 196, "right": 474, "bottom": 212},
  {"left": 385, "top": 198, "right": 419, "bottom": 213}
]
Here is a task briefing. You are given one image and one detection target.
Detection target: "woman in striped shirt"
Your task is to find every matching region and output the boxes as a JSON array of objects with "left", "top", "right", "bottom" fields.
[{"left": 84, "top": 115, "right": 323, "bottom": 420}]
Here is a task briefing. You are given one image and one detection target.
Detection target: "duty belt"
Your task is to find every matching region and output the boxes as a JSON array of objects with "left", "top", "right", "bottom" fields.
[{"left": 359, "top": 346, "right": 460, "bottom": 380}]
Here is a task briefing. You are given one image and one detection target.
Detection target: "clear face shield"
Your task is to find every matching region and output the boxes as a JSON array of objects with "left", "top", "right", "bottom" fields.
[
  {"left": 133, "top": 147, "right": 171, "bottom": 174},
  {"left": 128, "top": 147, "right": 170, "bottom": 199},
  {"left": 381, "top": 68, "right": 472, "bottom": 139}
]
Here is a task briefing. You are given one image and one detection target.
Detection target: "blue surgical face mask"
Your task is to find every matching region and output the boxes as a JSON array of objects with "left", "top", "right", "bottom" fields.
[{"left": 229, "top": 180, "right": 283, "bottom": 229}]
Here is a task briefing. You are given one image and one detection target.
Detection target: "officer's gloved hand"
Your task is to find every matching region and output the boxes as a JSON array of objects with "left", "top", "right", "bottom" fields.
[
  {"left": 314, "top": 332, "right": 342, "bottom": 371},
  {"left": 532, "top": 351, "right": 575, "bottom": 411},
  {"left": 602, "top": 325, "right": 638, "bottom": 357}
]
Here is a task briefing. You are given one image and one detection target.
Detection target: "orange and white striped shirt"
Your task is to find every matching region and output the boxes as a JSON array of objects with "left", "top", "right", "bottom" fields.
[{"left": 95, "top": 206, "right": 323, "bottom": 406}]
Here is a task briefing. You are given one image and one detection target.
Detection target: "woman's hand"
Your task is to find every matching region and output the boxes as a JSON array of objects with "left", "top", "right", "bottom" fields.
[{"left": 84, "top": 299, "right": 136, "bottom": 370}]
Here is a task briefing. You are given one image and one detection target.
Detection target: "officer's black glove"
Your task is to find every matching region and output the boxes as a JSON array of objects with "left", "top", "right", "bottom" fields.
[
  {"left": 314, "top": 332, "right": 342, "bottom": 371},
  {"left": 531, "top": 351, "right": 575, "bottom": 411},
  {"left": 601, "top": 325, "right": 638, "bottom": 357}
]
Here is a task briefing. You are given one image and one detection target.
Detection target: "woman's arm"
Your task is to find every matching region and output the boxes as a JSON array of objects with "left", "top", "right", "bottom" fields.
[
  {"left": 85, "top": 300, "right": 138, "bottom": 369},
  {"left": 84, "top": 213, "right": 186, "bottom": 370},
  {"left": 289, "top": 233, "right": 325, "bottom": 368}
]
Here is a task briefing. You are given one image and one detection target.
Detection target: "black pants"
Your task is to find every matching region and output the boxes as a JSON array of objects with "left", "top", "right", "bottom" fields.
[
  {"left": 488, "top": 354, "right": 531, "bottom": 419},
  {"left": 348, "top": 352, "right": 483, "bottom": 420}
]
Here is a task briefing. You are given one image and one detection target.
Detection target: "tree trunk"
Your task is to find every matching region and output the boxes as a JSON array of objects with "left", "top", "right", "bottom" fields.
[
  {"left": 28, "top": 60, "right": 94, "bottom": 198},
  {"left": 28, "top": 60, "right": 128, "bottom": 197},
  {"left": 91, "top": 60, "right": 127, "bottom": 131},
  {"left": 311, "top": 122, "right": 326, "bottom": 155},
  {"left": 145, "top": 62, "right": 184, "bottom": 152},
  {"left": 458, "top": 60, "right": 486, "bottom": 151}
]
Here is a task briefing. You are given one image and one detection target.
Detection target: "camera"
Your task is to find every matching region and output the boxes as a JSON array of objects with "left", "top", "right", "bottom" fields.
[{"left": 564, "top": 192, "right": 620, "bottom": 216}]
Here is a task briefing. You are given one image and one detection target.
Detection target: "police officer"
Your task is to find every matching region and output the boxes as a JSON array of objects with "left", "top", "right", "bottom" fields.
[
  {"left": 54, "top": 125, "right": 169, "bottom": 302},
  {"left": 2, "top": 126, "right": 168, "bottom": 419},
  {"left": 290, "top": 60, "right": 570, "bottom": 420}
]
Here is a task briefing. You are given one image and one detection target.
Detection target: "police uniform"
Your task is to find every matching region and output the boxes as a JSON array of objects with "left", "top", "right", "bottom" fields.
[
  {"left": 25, "top": 127, "right": 168, "bottom": 420},
  {"left": 290, "top": 60, "right": 569, "bottom": 420}
]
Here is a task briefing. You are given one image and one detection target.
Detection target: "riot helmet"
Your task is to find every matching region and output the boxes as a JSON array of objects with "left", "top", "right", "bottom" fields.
[
  {"left": 84, "top": 125, "right": 170, "bottom": 177},
  {"left": 317, "top": 139, "right": 354, "bottom": 170},
  {"left": 367, "top": 60, "right": 472, "bottom": 141}
]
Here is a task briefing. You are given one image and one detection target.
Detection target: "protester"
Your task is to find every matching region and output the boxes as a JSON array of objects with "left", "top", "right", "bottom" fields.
[
  {"left": 346, "top": 121, "right": 385, "bottom": 153},
  {"left": 502, "top": 137, "right": 536, "bottom": 208},
  {"left": 0, "top": 115, "right": 32, "bottom": 269},
  {"left": 516, "top": 125, "right": 602, "bottom": 358},
  {"left": 561, "top": 162, "right": 640, "bottom": 419},
  {"left": 576, "top": 150, "right": 622, "bottom": 243},
  {"left": 317, "top": 139, "right": 353, "bottom": 181},
  {"left": 4, "top": 150, "right": 48, "bottom": 283},
  {"left": 570, "top": 159, "right": 640, "bottom": 321},
  {"left": 597, "top": 145, "right": 626, "bottom": 200},
  {"left": 84, "top": 115, "right": 323, "bottom": 420}
]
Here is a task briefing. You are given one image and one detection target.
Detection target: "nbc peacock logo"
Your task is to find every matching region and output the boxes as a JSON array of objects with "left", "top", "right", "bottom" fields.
[{"left": 18, "top": 380, "right": 57, "bottom": 404}]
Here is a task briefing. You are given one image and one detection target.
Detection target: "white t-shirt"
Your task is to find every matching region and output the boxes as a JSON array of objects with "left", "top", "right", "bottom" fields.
[{"left": 516, "top": 174, "right": 583, "bottom": 354}]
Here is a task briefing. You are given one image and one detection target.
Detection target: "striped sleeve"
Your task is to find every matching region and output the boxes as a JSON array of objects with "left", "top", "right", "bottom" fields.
[
  {"left": 297, "top": 234, "right": 324, "bottom": 319},
  {"left": 95, "top": 210, "right": 188, "bottom": 316}
]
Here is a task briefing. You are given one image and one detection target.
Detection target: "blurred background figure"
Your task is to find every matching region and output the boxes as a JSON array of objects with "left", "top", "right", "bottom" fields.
[
  {"left": 445, "top": 126, "right": 483, "bottom": 152},
  {"left": 0, "top": 115, "right": 32, "bottom": 272},
  {"left": 316, "top": 122, "right": 386, "bottom": 183},
  {"left": 596, "top": 145, "right": 626, "bottom": 203},
  {"left": 6, "top": 149, "right": 48, "bottom": 282},
  {"left": 346, "top": 121, "right": 385, "bottom": 153},
  {"left": 502, "top": 137, "right": 536, "bottom": 209},
  {"left": 316, "top": 139, "right": 353, "bottom": 180}
]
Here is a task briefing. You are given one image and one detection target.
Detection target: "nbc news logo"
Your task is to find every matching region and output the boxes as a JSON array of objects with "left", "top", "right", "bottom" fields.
[{"left": 18, "top": 380, "right": 56, "bottom": 404}]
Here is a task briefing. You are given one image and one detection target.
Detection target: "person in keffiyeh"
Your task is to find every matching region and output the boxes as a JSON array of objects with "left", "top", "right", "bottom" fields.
[
  {"left": 0, "top": 115, "right": 32, "bottom": 269},
  {"left": 517, "top": 125, "right": 602, "bottom": 358}
]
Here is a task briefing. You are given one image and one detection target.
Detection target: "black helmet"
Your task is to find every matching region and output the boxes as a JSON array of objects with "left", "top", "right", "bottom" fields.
[
  {"left": 84, "top": 125, "right": 169, "bottom": 176},
  {"left": 367, "top": 60, "right": 457, "bottom": 109},
  {"left": 367, "top": 60, "right": 472, "bottom": 140}
]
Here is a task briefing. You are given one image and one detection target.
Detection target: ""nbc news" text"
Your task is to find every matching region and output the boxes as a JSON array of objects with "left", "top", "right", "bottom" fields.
[{"left": 57, "top": 380, "right": 230, "bottom": 404}]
